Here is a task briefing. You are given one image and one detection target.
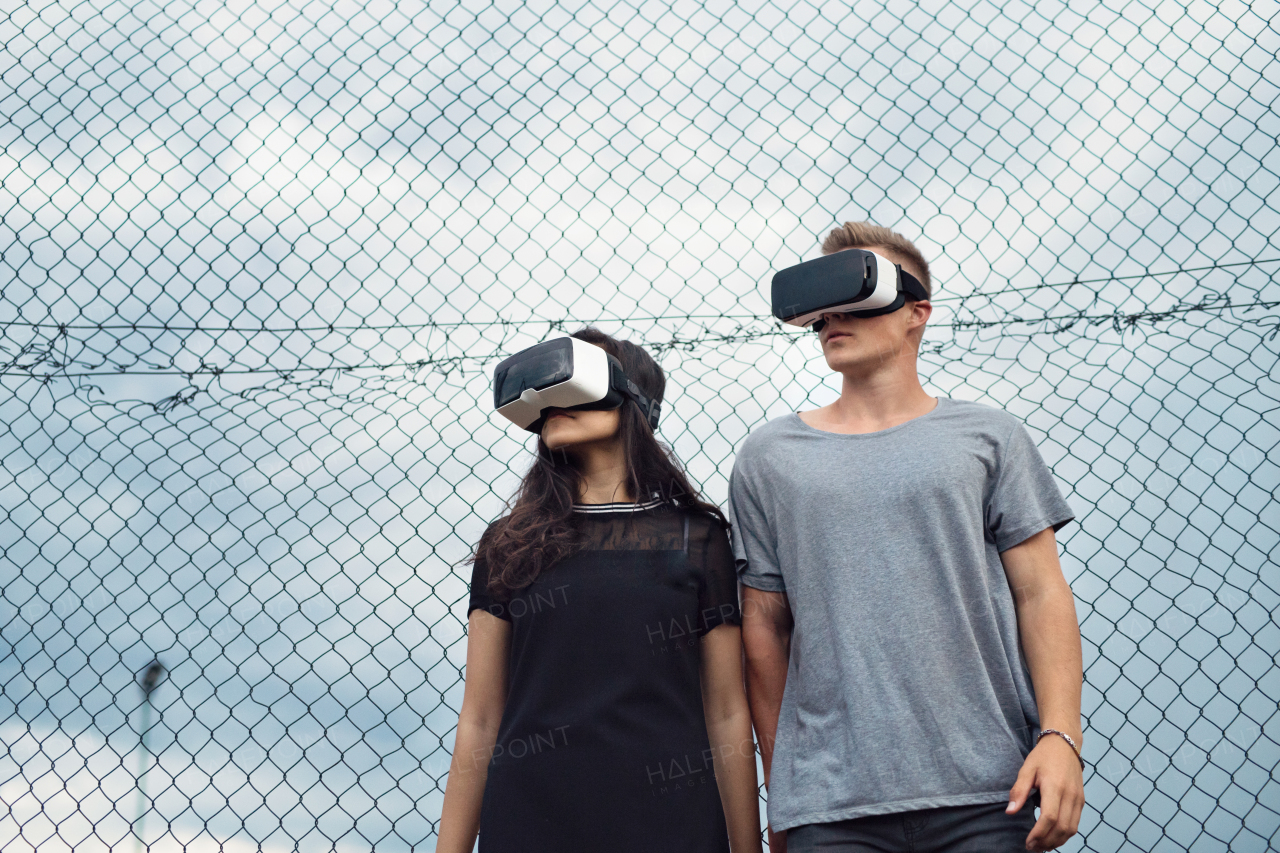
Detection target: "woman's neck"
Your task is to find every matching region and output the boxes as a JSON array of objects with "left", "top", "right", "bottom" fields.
[{"left": 567, "top": 439, "right": 634, "bottom": 504}]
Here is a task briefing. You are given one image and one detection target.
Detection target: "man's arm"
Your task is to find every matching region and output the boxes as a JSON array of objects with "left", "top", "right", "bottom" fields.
[
  {"left": 741, "top": 585, "right": 793, "bottom": 853},
  {"left": 1001, "top": 526, "right": 1085, "bottom": 852}
]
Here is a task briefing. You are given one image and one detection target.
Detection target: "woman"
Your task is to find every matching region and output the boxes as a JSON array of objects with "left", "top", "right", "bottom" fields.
[{"left": 436, "top": 328, "right": 761, "bottom": 853}]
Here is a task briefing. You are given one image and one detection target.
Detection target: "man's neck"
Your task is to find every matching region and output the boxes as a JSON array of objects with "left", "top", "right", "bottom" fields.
[{"left": 799, "top": 361, "right": 937, "bottom": 435}]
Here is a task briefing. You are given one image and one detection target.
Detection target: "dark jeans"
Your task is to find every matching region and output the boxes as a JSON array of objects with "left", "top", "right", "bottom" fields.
[{"left": 785, "top": 798, "right": 1038, "bottom": 853}]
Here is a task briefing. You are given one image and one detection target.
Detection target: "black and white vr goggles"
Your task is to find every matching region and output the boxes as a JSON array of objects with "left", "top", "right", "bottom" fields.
[
  {"left": 771, "top": 248, "right": 929, "bottom": 332},
  {"left": 492, "top": 336, "right": 661, "bottom": 434}
]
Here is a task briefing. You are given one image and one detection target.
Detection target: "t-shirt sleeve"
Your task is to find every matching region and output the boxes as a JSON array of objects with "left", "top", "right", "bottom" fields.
[
  {"left": 987, "top": 421, "right": 1076, "bottom": 552},
  {"left": 467, "top": 521, "right": 512, "bottom": 621},
  {"left": 727, "top": 454, "right": 786, "bottom": 593},
  {"left": 696, "top": 517, "right": 742, "bottom": 636}
]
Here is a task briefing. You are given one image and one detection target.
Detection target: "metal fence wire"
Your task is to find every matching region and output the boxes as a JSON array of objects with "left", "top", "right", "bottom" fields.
[{"left": 1, "top": 0, "right": 1278, "bottom": 850}]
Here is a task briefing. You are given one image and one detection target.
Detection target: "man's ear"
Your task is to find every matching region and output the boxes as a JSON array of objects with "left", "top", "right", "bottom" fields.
[{"left": 906, "top": 299, "right": 932, "bottom": 345}]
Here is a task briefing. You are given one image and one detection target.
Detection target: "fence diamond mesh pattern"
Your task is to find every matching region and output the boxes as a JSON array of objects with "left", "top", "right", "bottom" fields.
[{"left": 2, "top": 0, "right": 1279, "bottom": 850}]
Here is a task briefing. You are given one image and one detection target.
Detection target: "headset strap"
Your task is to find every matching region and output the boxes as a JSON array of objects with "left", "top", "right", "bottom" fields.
[
  {"left": 604, "top": 356, "right": 661, "bottom": 431},
  {"left": 898, "top": 268, "right": 929, "bottom": 302},
  {"left": 623, "top": 378, "right": 662, "bottom": 431}
]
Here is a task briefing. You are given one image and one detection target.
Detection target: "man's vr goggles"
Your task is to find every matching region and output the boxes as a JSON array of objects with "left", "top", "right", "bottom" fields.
[
  {"left": 493, "top": 336, "right": 661, "bottom": 433},
  {"left": 772, "top": 248, "right": 928, "bottom": 331}
]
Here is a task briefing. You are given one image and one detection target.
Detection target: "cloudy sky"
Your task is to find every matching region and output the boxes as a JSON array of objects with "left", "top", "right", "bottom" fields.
[{"left": 2, "top": 0, "right": 1278, "bottom": 850}]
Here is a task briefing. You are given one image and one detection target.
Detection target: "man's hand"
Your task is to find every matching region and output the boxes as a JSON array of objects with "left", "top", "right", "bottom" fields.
[
  {"left": 766, "top": 824, "right": 786, "bottom": 853},
  {"left": 1008, "top": 734, "right": 1084, "bottom": 851},
  {"left": 1000, "top": 527, "right": 1085, "bottom": 851}
]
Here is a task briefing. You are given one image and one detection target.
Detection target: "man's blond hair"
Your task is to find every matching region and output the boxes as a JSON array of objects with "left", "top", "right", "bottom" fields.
[{"left": 821, "top": 222, "right": 932, "bottom": 298}]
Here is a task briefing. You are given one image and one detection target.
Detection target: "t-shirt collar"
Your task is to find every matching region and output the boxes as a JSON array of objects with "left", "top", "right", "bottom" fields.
[{"left": 571, "top": 497, "right": 665, "bottom": 514}]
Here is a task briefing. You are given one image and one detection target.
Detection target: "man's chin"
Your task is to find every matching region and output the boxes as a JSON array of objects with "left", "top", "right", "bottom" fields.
[
  {"left": 823, "top": 348, "right": 872, "bottom": 372},
  {"left": 824, "top": 343, "right": 865, "bottom": 361}
]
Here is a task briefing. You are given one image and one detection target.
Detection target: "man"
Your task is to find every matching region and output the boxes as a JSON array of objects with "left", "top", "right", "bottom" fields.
[{"left": 729, "top": 222, "right": 1085, "bottom": 852}]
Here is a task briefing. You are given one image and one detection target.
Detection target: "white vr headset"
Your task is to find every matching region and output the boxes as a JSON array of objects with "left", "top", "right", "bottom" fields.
[
  {"left": 771, "top": 248, "right": 929, "bottom": 331},
  {"left": 493, "top": 336, "right": 661, "bottom": 433}
]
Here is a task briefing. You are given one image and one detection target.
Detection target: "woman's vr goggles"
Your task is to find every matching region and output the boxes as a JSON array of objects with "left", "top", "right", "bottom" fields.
[
  {"left": 772, "top": 248, "right": 928, "bottom": 331},
  {"left": 493, "top": 336, "right": 661, "bottom": 433}
]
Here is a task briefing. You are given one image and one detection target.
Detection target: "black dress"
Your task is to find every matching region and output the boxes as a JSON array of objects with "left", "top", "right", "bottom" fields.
[{"left": 467, "top": 498, "right": 742, "bottom": 853}]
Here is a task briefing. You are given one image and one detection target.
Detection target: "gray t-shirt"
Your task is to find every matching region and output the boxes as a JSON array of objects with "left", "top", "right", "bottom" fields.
[{"left": 727, "top": 397, "right": 1075, "bottom": 830}]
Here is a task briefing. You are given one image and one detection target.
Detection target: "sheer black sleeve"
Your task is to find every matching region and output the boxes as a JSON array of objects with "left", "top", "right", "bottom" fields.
[
  {"left": 691, "top": 513, "right": 742, "bottom": 636},
  {"left": 467, "top": 521, "right": 512, "bottom": 621}
]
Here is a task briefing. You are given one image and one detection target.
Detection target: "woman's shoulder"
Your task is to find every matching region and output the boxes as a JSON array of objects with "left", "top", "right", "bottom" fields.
[
  {"left": 479, "top": 515, "right": 509, "bottom": 538},
  {"left": 473, "top": 515, "right": 514, "bottom": 557},
  {"left": 671, "top": 501, "right": 729, "bottom": 532}
]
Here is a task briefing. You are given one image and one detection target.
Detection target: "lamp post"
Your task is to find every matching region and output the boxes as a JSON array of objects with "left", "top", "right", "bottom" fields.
[{"left": 132, "top": 660, "right": 165, "bottom": 853}]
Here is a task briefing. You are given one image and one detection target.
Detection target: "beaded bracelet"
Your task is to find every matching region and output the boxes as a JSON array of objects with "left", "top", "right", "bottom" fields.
[{"left": 1037, "top": 728, "right": 1085, "bottom": 770}]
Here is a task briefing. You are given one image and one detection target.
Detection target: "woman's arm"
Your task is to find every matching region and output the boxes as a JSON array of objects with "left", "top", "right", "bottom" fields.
[
  {"left": 701, "top": 623, "right": 764, "bottom": 853},
  {"left": 436, "top": 609, "right": 511, "bottom": 853}
]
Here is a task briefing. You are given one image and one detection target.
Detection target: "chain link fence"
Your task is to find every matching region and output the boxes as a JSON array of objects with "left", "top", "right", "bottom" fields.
[{"left": 2, "top": 0, "right": 1278, "bottom": 850}]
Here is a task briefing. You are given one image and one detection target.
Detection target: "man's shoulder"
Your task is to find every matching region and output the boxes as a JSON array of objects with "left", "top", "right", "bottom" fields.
[
  {"left": 736, "top": 412, "right": 804, "bottom": 456},
  {"left": 934, "top": 396, "right": 1022, "bottom": 435},
  {"left": 728, "top": 414, "right": 807, "bottom": 486}
]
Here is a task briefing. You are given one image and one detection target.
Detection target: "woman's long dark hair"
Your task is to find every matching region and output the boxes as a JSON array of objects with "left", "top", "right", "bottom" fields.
[{"left": 473, "top": 327, "right": 727, "bottom": 598}]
